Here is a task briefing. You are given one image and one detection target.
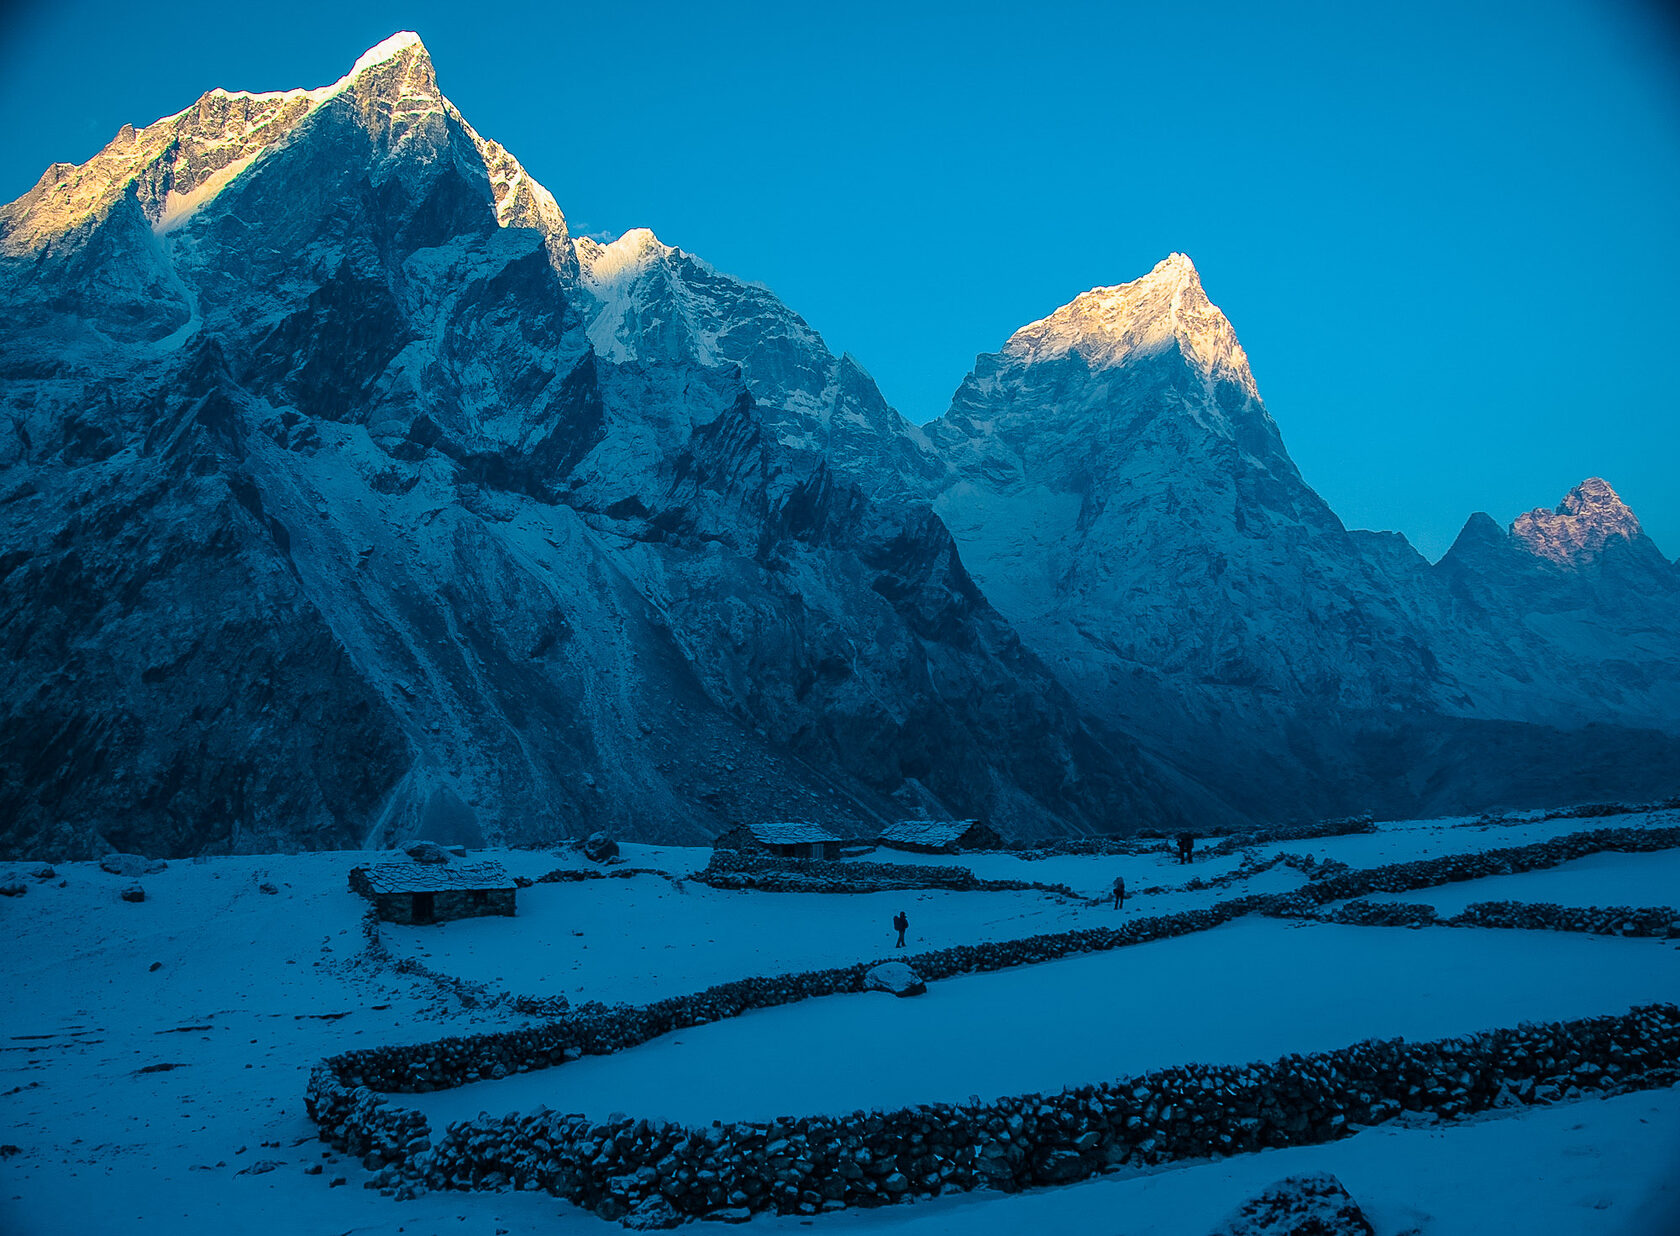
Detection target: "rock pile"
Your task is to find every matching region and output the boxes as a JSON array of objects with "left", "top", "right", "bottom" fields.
[
  {"left": 1321, "top": 900, "right": 1439, "bottom": 928},
  {"left": 402, "top": 841, "right": 452, "bottom": 865},
  {"left": 1209, "top": 1172, "right": 1374, "bottom": 1236},
  {"left": 99, "top": 853, "right": 166, "bottom": 877}
]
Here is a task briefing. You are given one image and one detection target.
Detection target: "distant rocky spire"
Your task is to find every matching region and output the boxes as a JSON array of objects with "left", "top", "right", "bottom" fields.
[{"left": 1512, "top": 478, "right": 1644, "bottom": 566}]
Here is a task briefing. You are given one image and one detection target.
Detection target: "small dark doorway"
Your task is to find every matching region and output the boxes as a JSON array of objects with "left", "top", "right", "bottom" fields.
[{"left": 412, "top": 891, "right": 436, "bottom": 924}]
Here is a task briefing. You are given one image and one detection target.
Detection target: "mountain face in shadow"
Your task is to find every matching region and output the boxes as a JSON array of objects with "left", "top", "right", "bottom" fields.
[{"left": 2, "top": 35, "right": 1674, "bottom": 857}]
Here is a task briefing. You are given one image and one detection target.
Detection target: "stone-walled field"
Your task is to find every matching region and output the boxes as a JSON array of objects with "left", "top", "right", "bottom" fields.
[{"left": 301, "top": 819, "right": 1680, "bottom": 1226}]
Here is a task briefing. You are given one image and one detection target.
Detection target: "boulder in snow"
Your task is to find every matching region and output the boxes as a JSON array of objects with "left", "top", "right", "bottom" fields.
[
  {"left": 120, "top": 884, "right": 146, "bottom": 903},
  {"left": 1034, "top": 1148, "right": 1089, "bottom": 1184},
  {"left": 100, "top": 853, "right": 166, "bottom": 877},
  {"left": 863, "top": 961, "right": 927, "bottom": 997},
  {"left": 0, "top": 881, "right": 25, "bottom": 897},
  {"left": 622, "top": 1196, "right": 682, "bottom": 1230},
  {"left": 582, "top": 832, "right": 619, "bottom": 863},
  {"left": 402, "top": 840, "right": 452, "bottom": 865},
  {"left": 1209, "top": 1173, "right": 1375, "bottom": 1236}
]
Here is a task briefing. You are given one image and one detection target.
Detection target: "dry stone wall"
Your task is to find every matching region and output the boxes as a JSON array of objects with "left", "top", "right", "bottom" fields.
[
  {"left": 694, "top": 852, "right": 1084, "bottom": 900},
  {"left": 308, "top": 1002, "right": 1680, "bottom": 1224},
  {"left": 1322, "top": 898, "right": 1680, "bottom": 937},
  {"left": 1268, "top": 825, "right": 1680, "bottom": 916}
]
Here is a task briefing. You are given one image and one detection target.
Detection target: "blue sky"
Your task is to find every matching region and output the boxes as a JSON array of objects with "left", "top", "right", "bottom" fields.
[{"left": 2, "top": 0, "right": 1676, "bottom": 560}]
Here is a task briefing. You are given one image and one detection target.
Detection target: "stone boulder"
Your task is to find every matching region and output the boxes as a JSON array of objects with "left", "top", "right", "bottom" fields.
[
  {"left": 582, "top": 832, "right": 619, "bottom": 863},
  {"left": 402, "top": 841, "right": 452, "bottom": 865},
  {"left": 0, "top": 881, "right": 26, "bottom": 897},
  {"left": 863, "top": 961, "right": 926, "bottom": 997},
  {"left": 1209, "top": 1173, "right": 1375, "bottom": 1236},
  {"left": 100, "top": 853, "right": 166, "bottom": 878},
  {"left": 1033, "top": 1148, "right": 1089, "bottom": 1184},
  {"left": 622, "top": 1196, "right": 682, "bottom": 1230},
  {"left": 120, "top": 884, "right": 146, "bottom": 903}
]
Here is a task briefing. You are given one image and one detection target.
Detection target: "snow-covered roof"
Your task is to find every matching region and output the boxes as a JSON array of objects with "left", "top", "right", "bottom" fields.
[
  {"left": 746, "top": 821, "right": 840, "bottom": 846},
  {"left": 351, "top": 860, "right": 513, "bottom": 895},
  {"left": 881, "top": 819, "right": 982, "bottom": 848}
]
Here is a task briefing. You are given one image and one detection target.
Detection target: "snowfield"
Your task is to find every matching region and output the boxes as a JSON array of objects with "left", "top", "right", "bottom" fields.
[
  {"left": 2, "top": 808, "right": 1678, "bottom": 1235},
  {"left": 397, "top": 919, "right": 1680, "bottom": 1128}
]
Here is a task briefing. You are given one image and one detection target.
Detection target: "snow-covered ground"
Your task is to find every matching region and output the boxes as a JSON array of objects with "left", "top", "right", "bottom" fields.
[
  {"left": 1238, "top": 809, "right": 1679, "bottom": 870},
  {"left": 380, "top": 844, "right": 1327, "bottom": 1006},
  {"left": 382, "top": 866, "right": 1305, "bottom": 1007},
  {"left": 1341, "top": 848, "right": 1680, "bottom": 916},
  {"left": 849, "top": 845, "right": 1255, "bottom": 896},
  {"left": 396, "top": 920, "right": 1680, "bottom": 1127},
  {"left": 854, "top": 809, "right": 1680, "bottom": 900},
  {"left": 744, "top": 1087, "right": 1680, "bottom": 1236},
  {"left": 3, "top": 810, "right": 1678, "bottom": 1235},
  {"left": 0, "top": 851, "right": 569, "bottom": 1236}
]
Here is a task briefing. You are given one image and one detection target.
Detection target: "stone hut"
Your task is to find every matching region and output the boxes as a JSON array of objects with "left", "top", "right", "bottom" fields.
[
  {"left": 348, "top": 860, "right": 516, "bottom": 925},
  {"left": 713, "top": 821, "right": 843, "bottom": 861},
  {"left": 878, "top": 819, "right": 1002, "bottom": 854}
]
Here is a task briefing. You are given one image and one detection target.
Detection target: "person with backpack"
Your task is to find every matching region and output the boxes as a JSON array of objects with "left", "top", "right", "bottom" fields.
[
  {"left": 892, "top": 910, "right": 908, "bottom": 948},
  {"left": 1111, "top": 874, "right": 1126, "bottom": 910}
]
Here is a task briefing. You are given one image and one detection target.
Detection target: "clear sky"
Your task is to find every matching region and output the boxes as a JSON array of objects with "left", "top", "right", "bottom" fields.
[{"left": 2, "top": 0, "right": 1676, "bottom": 560}]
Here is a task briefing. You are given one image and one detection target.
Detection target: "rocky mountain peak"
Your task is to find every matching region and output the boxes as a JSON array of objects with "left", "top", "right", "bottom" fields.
[
  {"left": 331, "top": 30, "right": 442, "bottom": 116},
  {"left": 1512, "top": 477, "right": 1645, "bottom": 566},
  {"left": 0, "top": 31, "right": 450, "bottom": 252},
  {"left": 347, "top": 30, "right": 429, "bottom": 73},
  {"left": 998, "top": 252, "right": 1256, "bottom": 395},
  {"left": 577, "top": 227, "right": 673, "bottom": 286}
]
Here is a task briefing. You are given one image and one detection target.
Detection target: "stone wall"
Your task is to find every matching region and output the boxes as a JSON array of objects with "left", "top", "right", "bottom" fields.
[
  {"left": 1321, "top": 897, "right": 1680, "bottom": 937},
  {"left": 1266, "top": 825, "right": 1680, "bottom": 916},
  {"left": 1450, "top": 901, "right": 1680, "bottom": 938},
  {"left": 693, "top": 852, "right": 1084, "bottom": 900},
  {"left": 1468, "top": 798, "right": 1680, "bottom": 831},
  {"left": 371, "top": 888, "right": 515, "bottom": 924},
  {"left": 308, "top": 1002, "right": 1680, "bottom": 1224},
  {"left": 1320, "top": 900, "right": 1441, "bottom": 929}
]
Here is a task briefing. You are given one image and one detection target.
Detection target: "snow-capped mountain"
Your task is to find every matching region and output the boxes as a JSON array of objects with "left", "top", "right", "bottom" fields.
[
  {"left": 921, "top": 257, "right": 1680, "bottom": 823},
  {"left": 0, "top": 34, "right": 1174, "bottom": 858},
  {"left": 571, "top": 226, "right": 943, "bottom": 498},
  {"left": 2, "top": 33, "right": 1673, "bottom": 858},
  {"left": 1434, "top": 478, "right": 1680, "bottom": 729}
]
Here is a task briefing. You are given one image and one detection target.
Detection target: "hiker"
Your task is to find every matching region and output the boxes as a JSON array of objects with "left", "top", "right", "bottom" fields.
[
  {"left": 1111, "top": 874, "right": 1125, "bottom": 910},
  {"left": 892, "top": 910, "right": 908, "bottom": 948},
  {"left": 1176, "top": 831, "right": 1196, "bottom": 864}
]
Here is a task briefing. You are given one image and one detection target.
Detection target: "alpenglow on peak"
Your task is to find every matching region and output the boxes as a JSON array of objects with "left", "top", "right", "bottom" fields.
[
  {"left": 1512, "top": 477, "right": 1646, "bottom": 567},
  {"left": 1000, "top": 253, "right": 1257, "bottom": 394},
  {"left": 347, "top": 30, "right": 427, "bottom": 73},
  {"left": 2, "top": 31, "right": 452, "bottom": 252}
]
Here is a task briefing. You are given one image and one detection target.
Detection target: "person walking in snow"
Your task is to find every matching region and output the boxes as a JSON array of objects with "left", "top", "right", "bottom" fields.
[
  {"left": 1111, "top": 874, "right": 1126, "bottom": 910},
  {"left": 1176, "top": 831, "right": 1196, "bottom": 865},
  {"left": 892, "top": 910, "right": 908, "bottom": 948}
]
